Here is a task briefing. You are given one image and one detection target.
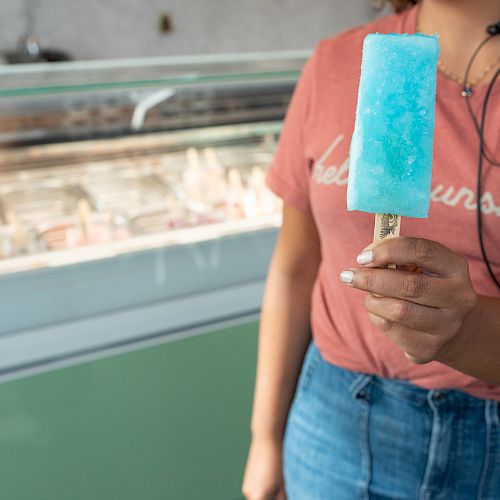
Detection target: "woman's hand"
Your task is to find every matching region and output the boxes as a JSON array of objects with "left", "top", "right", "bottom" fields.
[
  {"left": 242, "top": 435, "right": 286, "bottom": 500},
  {"left": 340, "top": 237, "right": 479, "bottom": 364}
]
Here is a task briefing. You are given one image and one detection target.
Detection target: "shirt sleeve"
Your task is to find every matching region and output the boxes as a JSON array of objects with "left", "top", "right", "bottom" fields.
[{"left": 266, "top": 48, "right": 317, "bottom": 214}]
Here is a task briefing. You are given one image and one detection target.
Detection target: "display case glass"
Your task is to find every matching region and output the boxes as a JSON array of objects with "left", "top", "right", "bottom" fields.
[
  {"left": 0, "top": 52, "right": 306, "bottom": 500},
  {"left": 0, "top": 51, "right": 307, "bottom": 145},
  {"left": 0, "top": 52, "right": 308, "bottom": 276}
]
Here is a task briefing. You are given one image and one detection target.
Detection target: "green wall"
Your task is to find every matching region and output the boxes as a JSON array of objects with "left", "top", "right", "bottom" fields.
[{"left": 0, "top": 321, "right": 259, "bottom": 500}]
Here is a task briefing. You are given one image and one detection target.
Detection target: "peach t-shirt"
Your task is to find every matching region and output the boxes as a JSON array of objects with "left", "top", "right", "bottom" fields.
[{"left": 266, "top": 6, "right": 500, "bottom": 401}]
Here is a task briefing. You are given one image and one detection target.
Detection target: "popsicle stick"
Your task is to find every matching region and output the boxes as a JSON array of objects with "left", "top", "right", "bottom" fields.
[
  {"left": 78, "top": 199, "right": 93, "bottom": 243},
  {"left": 4, "top": 208, "right": 27, "bottom": 251},
  {"left": 373, "top": 213, "right": 400, "bottom": 269}
]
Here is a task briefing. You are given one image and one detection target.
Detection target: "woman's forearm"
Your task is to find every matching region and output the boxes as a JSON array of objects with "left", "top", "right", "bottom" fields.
[
  {"left": 440, "top": 295, "right": 500, "bottom": 385},
  {"left": 250, "top": 263, "right": 317, "bottom": 442}
]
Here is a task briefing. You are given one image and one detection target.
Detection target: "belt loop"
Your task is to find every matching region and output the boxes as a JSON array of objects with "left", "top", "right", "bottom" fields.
[
  {"left": 483, "top": 400, "right": 499, "bottom": 427},
  {"left": 349, "top": 373, "right": 373, "bottom": 400},
  {"left": 491, "top": 400, "right": 500, "bottom": 427}
]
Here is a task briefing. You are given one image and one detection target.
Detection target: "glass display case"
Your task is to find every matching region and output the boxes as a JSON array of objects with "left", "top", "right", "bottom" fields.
[
  {"left": 0, "top": 52, "right": 311, "bottom": 272},
  {"left": 0, "top": 52, "right": 309, "bottom": 500},
  {"left": 0, "top": 51, "right": 308, "bottom": 371},
  {"left": 0, "top": 51, "right": 307, "bottom": 145},
  {"left": 0, "top": 125, "right": 281, "bottom": 272}
]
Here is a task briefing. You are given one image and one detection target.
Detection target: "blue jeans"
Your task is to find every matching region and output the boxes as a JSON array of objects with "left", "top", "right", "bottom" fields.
[{"left": 283, "top": 340, "right": 500, "bottom": 500}]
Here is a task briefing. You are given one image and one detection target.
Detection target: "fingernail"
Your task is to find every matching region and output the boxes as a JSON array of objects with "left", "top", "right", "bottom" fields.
[
  {"left": 357, "top": 250, "right": 374, "bottom": 265},
  {"left": 340, "top": 270, "right": 354, "bottom": 284}
]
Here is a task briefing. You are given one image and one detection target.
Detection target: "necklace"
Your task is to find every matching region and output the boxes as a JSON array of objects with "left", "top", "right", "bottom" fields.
[
  {"left": 415, "top": 21, "right": 500, "bottom": 96},
  {"left": 437, "top": 57, "right": 500, "bottom": 94}
]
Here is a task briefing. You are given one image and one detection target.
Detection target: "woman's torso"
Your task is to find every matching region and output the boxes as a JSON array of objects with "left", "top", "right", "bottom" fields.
[{"left": 302, "top": 7, "right": 500, "bottom": 400}]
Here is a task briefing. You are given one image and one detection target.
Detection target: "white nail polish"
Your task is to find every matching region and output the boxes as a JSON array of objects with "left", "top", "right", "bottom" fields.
[
  {"left": 340, "top": 270, "right": 354, "bottom": 284},
  {"left": 357, "top": 250, "right": 374, "bottom": 265}
]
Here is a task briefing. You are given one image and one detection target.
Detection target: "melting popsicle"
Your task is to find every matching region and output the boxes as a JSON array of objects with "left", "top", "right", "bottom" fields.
[{"left": 347, "top": 33, "right": 439, "bottom": 243}]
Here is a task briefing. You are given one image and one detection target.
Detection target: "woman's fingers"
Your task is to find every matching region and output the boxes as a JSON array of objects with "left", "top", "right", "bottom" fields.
[
  {"left": 366, "top": 313, "right": 444, "bottom": 365},
  {"left": 364, "top": 294, "right": 445, "bottom": 332},
  {"left": 340, "top": 267, "right": 455, "bottom": 308},
  {"left": 356, "top": 237, "right": 467, "bottom": 277}
]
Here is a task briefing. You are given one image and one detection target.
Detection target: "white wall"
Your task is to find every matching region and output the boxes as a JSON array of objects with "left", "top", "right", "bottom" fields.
[{"left": 0, "top": 0, "right": 376, "bottom": 60}]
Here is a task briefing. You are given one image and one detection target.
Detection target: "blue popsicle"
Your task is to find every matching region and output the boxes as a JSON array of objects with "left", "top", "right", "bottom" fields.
[{"left": 347, "top": 33, "right": 439, "bottom": 218}]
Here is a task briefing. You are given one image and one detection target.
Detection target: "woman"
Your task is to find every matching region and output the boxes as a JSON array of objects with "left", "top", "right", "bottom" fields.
[{"left": 242, "top": 0, "right": 500, "bottom": 498}]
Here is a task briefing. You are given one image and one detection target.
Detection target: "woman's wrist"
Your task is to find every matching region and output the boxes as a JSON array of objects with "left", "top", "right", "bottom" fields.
[{"left": 250, "top": 422, "right": 285, "bottom": 443}]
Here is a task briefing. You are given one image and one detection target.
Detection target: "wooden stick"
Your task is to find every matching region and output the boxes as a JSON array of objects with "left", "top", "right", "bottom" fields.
[
  {"left": 373, "top": 213, "right": 401, "bottom": 269},
  {"left": 78, "top": 199, "right": 93, "bottom": 243}
]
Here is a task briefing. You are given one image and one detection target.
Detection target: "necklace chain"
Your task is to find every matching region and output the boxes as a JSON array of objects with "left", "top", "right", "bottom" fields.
[
  {"left": 437, "top": 55, "right": 500, "bottom": 88},
  {"left": 415, "top": 21, "right": 500, "bottom": 91}
]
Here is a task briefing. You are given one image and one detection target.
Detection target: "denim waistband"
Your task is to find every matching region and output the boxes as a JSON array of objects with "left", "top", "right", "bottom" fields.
[
  {"left": 370, "top": 374, "right": 486, "bottom": 408},
  {"left": 312, "top": 341, "right": 494, "bottom": 408}
]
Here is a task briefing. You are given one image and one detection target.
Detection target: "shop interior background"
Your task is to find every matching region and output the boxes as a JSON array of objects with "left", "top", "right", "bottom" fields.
[
  {"left": 0, "top": 2, "right": 385, "bottom": 500},
  {"left": 0, "top": 0, "right": 375, "bottom": 60}
]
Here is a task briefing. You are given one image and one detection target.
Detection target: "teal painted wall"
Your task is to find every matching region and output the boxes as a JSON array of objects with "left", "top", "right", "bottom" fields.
[{"left": 0, "top": 321, "right": 259, "bottom": 500}]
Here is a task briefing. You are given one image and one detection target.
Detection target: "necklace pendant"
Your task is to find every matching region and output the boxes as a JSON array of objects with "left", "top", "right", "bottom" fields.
[{"left": 461, "top": 87, "right": 473, "bottom": 97}]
